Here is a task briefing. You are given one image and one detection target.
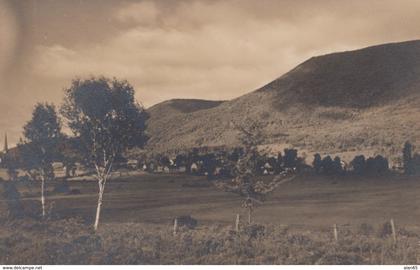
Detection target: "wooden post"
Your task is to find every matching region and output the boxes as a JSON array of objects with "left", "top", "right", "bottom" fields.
[
  {"left": 390, "top": 219, "right": 396, "bottom": 244},
  {"left": 235, "top": 214, "right": 240, "bottom": 232},
  {"left": 173, "top": 218, "right": 178, "bottom": 236},
  {"left": 333, "top": 224, "right": 338, "bottom": 243}
]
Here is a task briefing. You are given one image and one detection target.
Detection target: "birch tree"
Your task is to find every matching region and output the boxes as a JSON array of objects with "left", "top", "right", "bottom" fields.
[
  {"left": 20, "top": 103, "right": 62, "bottom": 218},
  {"left": 61, "top": 77, "right": 148, "bottom": 231}
]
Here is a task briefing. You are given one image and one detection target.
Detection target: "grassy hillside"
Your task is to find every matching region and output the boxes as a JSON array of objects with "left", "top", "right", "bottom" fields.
[{"left": 145, "top": 40, "right": 420, "bottom": 163}]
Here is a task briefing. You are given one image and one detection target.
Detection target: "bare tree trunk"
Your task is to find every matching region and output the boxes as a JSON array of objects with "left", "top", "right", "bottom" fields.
[
  {"left": 248, "top": 207, "right": 252, "bottom": 224},
  {"left": 173, "top": 218, "right": 178, "bottom": 236},
  {"left": 94, "top": 178, "right": 105, "bottom": 231},
  {"left": 41, "top": 175, "right": 46, "bottom": 218},
  {"left": 235, "top": 214, "right": 240, "bottom": 232},
  {"left": 93, "top": 154, "right": 114, "bottom": 232},
  {"left": 390, "top": 219, "right": 397, "bottom": 244},
  {"left": 333, "top": 224, "right": 338, "bottom": 243}
]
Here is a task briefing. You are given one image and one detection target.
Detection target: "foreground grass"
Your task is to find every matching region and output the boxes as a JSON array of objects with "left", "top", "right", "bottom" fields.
[{"left": 0, "top": 218, "right": 419, "bottom": 265}]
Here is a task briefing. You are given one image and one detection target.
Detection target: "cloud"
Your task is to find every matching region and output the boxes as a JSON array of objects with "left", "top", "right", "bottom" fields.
[
  {"left": 28, "top": 0, "right": 420, "bottom": 107},
  {"left": 0, "top": 0, "right": 18, "bottom": 84},
  {"left": 2, "top": 0, "right": 420, "bottom": 146},
  {"left": 115, "top": 1, "right": 159, "bottom": 25}
]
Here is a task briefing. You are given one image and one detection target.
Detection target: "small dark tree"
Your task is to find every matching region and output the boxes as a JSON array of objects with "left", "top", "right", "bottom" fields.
[
  {"left": 158, "top": 155, "right": 171, "bottom": 168},
  {"left": 350, "top": 155, "right": 366, "bottom": 175},
  {"left": 2, "top": 181, "right": 24, "bottom": 220},
  {"left": 59, "top": 136, "right": 82, "bottom": 178},
  {"left": 19, "top": 103, "right": 62, "bottom": 218},
  {"left": 61, "top": 77, "right": 148, "bottom": 231},
  {"left": 321, "top": 155, "right": 334, "bottom": 175},
  {"left": 284, "top": 148, "right": 298, "bottom": 169},
  {"left": 313, "top": 153, "right": 322, "bottom": 174},
  {"left": 403, "top": 141, "right": 414, "bottom": 175},
  {"left": 366, "top": 155, "right": 389, "bottom": 175},
  {"left": 274, "top": 152, "right": 283, "bottom": 174},
  {"left": 2, "top": 152, "right": 18, "bottom": 181},
  {"left": 215, "top": 121, "right": 295, "bottom": 224},
  {"left": 175, "top": 154, "right": 187, "bottom": 168},
  {"left": 202, "top": 153, "right": 217, "bottom": 178},
  {"left": 411, "top": 153, "right": 420, "bottom": 175},
  {"left": 186, "top": 148, "right": 200, "bottom": 174},
  {"left": 332, "top": 156, "right": 343, "bottom": 175}
]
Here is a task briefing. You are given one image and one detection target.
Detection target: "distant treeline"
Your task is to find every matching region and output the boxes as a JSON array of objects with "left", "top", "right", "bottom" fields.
[{"left": 130, "top": 141, "right": 420, "bottom": 178}]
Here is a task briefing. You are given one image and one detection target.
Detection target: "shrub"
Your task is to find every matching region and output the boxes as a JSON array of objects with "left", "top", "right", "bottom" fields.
[
  {"left": 53, "top": 181, "right": 71, "bottom": 194},
  {"left": 175, "top": 216, "right": 198, "bottom": 229},
  {"left": 1, "top": 181, "right": 24, "bottom": 220}
]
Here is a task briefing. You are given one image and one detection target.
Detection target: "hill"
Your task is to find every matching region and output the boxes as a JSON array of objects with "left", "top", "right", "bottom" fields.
[{"left": 145, "top": 40, "right": 420, "bottom": 164}]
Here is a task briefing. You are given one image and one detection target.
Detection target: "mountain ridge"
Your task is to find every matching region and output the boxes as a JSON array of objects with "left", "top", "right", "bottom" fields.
[{"left": 145, "top": 40, "right": 420, "bottom": 164}]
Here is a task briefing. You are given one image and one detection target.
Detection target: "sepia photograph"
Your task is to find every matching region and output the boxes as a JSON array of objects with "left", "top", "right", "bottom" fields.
[{"left": 1, "top": 0, "right": 420, "bottom": 267}]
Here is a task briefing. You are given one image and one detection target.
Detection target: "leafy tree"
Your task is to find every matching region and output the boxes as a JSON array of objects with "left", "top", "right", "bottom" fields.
[
  {"left": 175, "top": 154, "right": 187, "bottom": 168},
  {"left": 350, "top": 155, "right": 366, "bottom": 175},
  {"left": 2, "top": 152, "right": 18, "bottom": 181},
  {"left": 215, "top": 121, "right": 295, "bottom": 224},
  {"left": 366, "top": 155, "right": 389, "bottom": 175},
  {"left": 332, "top": 156, "right": 343, "bottom": 175},
  {"left": 19, "top": 103, "right": 62, "bottom": 218},
  {"left": 59, "top": 136, "right": 82, "bottom": 178},
  {"left": 313, "top": 153, "right": 322, "bottom": 174},
  {"left": 403, "top": 141, "right": 414, "bottom": 175},
  {"left": 274, "top": 152, "right": 283, "bottom": 174},
  {"left": 321, "top": 155, "right": 334, "bottom": 174},
  {"left": 2, "top": 181, "right": 24, "bottom": 219},
  {"left": 229, "top": 147, "right": 243, "bottom": 163},
  {"left": 202, "top": 153, "right": 217, "bottom": 178},
  {"left": 284, "top": 148, "right": 298, "bottom": 169},
  {"left": 186, "top": 148, "right": 200, "bottom": 174},
  {"left": 61, "top": 77, "right": 148, "bottom": 231},
  {"left": 410, "top": 153, "right": 420, "bottom": 175},
  {"left": 158, "top": 155, "right": 171, "bottom": 168}
]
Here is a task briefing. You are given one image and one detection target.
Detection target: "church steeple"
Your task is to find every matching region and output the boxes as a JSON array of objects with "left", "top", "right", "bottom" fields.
[{"left": 4, "top": 132, "right": 8, "bottom": 153}]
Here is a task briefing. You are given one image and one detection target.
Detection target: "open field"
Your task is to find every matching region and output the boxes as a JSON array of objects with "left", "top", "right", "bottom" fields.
[
  {"left": 2, "top": 172, "right": 420, "bottom": 264},
  {"left": 2, "top": 172, "right": 420, "bottom": 231}
]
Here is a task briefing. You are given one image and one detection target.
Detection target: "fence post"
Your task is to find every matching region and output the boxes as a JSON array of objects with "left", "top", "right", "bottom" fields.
[
  {"left": 173, "top": 218, "right": 178, "bottom": 236},
  {"left": 333, "top": 224, "right": 338, "bottom": 243},
  {"left": 235, "top": 214, "right": 240, "bottom": 232},
  {"left": 390, "top": 219, "right": 396, "bottom": 244}
]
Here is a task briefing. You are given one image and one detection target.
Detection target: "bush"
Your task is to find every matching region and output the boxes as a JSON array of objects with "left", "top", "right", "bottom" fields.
[
  {"left": 358, "top": 223, "right": 374, "bottom": 236},
  {"left": 53, "top": 181, "right": 71, "bottom": 194},
  {"left": 175, "top": 215, "right": 198, "bottom": 229},
  {"left": 1, "top": 181, "right": 24, "bottom": 220},
  {"left": 243, "top": 224, "right": 265, "bottom": 239}
]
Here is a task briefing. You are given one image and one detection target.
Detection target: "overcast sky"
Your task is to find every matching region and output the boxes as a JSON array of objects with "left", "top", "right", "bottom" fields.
[{"left": 1, "top": 0, "right": 420, "bottom": 145}]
